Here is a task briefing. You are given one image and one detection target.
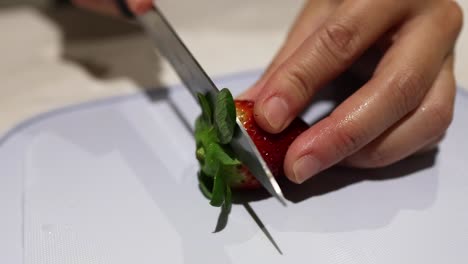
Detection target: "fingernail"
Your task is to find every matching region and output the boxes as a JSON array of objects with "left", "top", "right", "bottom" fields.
[
  {"left": 293, "top": 155, "right": 321, "bottom": 183},
  {"left": 263, "top": 96, "right": 289, "bottom": 131}
]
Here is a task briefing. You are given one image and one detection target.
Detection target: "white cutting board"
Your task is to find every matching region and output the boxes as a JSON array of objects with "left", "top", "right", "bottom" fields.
[{"left": 1, "top": 71, "right": 467, "bottom": 264}]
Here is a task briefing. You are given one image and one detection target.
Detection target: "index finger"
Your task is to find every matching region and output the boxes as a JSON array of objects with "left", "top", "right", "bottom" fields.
[
  {"left": 284, "top": 1, "right": 462, "bottom": 183},
  {"left": 252, "top": 0, "right": 413, "bottom": 133}
]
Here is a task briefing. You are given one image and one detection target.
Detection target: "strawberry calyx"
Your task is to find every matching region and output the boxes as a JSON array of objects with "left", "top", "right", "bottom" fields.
[{"left": 194, "top": 88, "right": 241, "bottom": 212}]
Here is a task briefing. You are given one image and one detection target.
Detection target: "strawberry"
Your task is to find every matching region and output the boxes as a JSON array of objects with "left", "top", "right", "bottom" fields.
[
  {"left": 194, "top": 88, "right": 308, "bottom": 211},
  {"left": 235, "top": 100, "right": 309, "bottom": 182}
]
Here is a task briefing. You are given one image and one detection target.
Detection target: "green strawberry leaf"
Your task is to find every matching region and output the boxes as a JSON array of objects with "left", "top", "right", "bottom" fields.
[
  {"left": 194, "top": 89, "right": 240, "bottom": 225},
  {"left": 194, "top": 116, "right": 207, "bottom": 132},
  {"left": 202, "top": 143, "right": 219, "bottom": 176},
  {"left": 195, "top": 124, "right": 217, "bottom": 152},
  {"left": 219, "top": 145, "right": 240, "bottom": 164},
  {"left": 213, "top": 200, "right": 230, "bottom": 233},
  {"left": 197, "top": 93, "right": 213, "bottom": 124},
  {"left": 203, "top": 143, "right": 240, "bottom": 176},
  {"left": 223, "top": 184, "right": 232, "bottom": 213},
  {"left": 198, "top": 171, "right": 213, "bottom": 199},
  {"left": 210, "top": 167, "right": 225, "bottom": 207},
  {"left": 202, "top": 158, "right": 219, "bottom": 177},
  {"left": 194, "top": 117, "right": 208, "bottom": 147},
  {"left": 214, "top": 186, "right": 231, "bottom": 233},
  {"left": 214, "top": 88, "right": 236, "bottom": 144}
]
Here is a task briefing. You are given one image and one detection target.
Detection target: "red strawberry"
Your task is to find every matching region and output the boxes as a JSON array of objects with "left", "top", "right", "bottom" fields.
[
  {"left": 234, "top": 100, "right": 309, "bottom": 186},
  {"left": 195, "top": 89, "right": 308, "bottom": 210},
  {"left": 229, "top": 164, "right": 261, "bottom": 189}
]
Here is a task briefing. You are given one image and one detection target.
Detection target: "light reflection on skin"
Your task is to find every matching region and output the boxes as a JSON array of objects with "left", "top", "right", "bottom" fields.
[{"left": 285, "top": 91, "right": 379, "bottom": 180}]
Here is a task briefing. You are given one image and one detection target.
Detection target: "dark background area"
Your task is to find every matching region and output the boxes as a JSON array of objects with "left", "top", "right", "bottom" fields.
[{"left": 0, "top": 0, "right": 162, "bottom": 88}]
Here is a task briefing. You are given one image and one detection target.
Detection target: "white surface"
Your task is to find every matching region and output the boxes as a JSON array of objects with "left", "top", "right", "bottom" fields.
[
  {"left": 0, "top": 7, "right": 139, "bottom": 135},
  {"left": 1, "top": 71, "right": 467, "bottom": 263}
]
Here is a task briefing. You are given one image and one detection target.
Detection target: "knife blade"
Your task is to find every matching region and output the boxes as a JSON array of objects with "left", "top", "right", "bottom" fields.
[{"left": 137, "top": 7, "right": 287, "bottom": 206}]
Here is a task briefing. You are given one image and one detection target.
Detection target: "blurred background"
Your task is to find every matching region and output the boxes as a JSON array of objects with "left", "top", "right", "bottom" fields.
[
  {"left": 0, "top": 0, "right": 467, "bottom": 135},
  {"left": 0, "top": 0, "right": 306, "bottom": 134}
]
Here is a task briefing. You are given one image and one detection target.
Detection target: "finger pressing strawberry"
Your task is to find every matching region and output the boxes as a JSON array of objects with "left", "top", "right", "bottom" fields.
[{"left": 194, "top": 88, "right": 309, "bottom": 212}]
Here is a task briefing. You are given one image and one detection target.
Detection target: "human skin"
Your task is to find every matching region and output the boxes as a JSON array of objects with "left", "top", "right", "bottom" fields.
[
  {"left": 71, "top": 0, "right": 152, "bottom": 16},
  {"left": 74, "top": 0, "right": 463, "bottom": 184},
  {"left": 240, "top": 0, "right": 463, "bottom": 184}
]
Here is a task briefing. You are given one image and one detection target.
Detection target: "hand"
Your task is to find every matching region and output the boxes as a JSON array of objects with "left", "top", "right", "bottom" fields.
[
  {"left": 241, "top": 0, "right": 463, "bottom": 183},
  {"left": 72, "top": 0, "right": 153, "bottom": 16}
]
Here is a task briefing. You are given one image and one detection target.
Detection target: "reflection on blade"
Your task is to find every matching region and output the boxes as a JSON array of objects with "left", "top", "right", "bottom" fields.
[
  {"left": 137, "top": 7, "right": 286, "bottom": 205},
  {"left": 231, "top": 119, "right": 287, "bottom": 206},
  {"left": 137, "top": 8, "right": 219, "bottom": 103}
]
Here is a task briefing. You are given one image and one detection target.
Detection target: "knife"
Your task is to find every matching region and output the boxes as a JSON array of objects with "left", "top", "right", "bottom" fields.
[{"left": 135, "top": 6, "right": 287, "bottom": 206}]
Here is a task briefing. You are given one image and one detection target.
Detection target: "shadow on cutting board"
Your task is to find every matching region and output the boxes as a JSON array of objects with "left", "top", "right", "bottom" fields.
[
  {"left": 281, "top": 149, "right": 437, "bottom": 203},
  {"left": 40, "top": 4, "right": 165, "bottom": 89}
]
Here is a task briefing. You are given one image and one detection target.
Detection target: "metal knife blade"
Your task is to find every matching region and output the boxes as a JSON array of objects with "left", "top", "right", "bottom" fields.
[{"left": 137, "top": 7, "right": 287, "bottom": 206}]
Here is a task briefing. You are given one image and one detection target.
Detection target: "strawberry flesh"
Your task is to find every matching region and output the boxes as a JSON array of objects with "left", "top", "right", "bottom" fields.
[
  {"left": 230, "top": 165, "right": 262, "bottom": 189},
  {"left": 234, "top": 100, "right": 309, "bottom": 187}
]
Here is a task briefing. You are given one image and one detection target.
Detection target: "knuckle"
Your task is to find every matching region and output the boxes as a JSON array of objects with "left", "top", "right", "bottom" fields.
[
  {"left": 433, "top": 1, "right": 464, "bottom": 37},
  {"left": 446, "top": 1, "right": 464, "bottom": 35},
  {"left": 327, "top": 115, "right": 366, "bottom": 157},
  {"left": 317, "top": 22, "right": 358, "bottom": 64},
  {"left": 364, "top": 148, "right": 395, "bottom": 168},
  {"left": 348, "top": 148, "right": 394, "bottom": 169},
  {"left": 422, "top": 102, "right": 454, "bottom": 134},
  {"left": 281, "top": 63, "right": 313, "bottom": 100},
  {"left": 388, "top": 70, "right": 429, "bottom": 116}
]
